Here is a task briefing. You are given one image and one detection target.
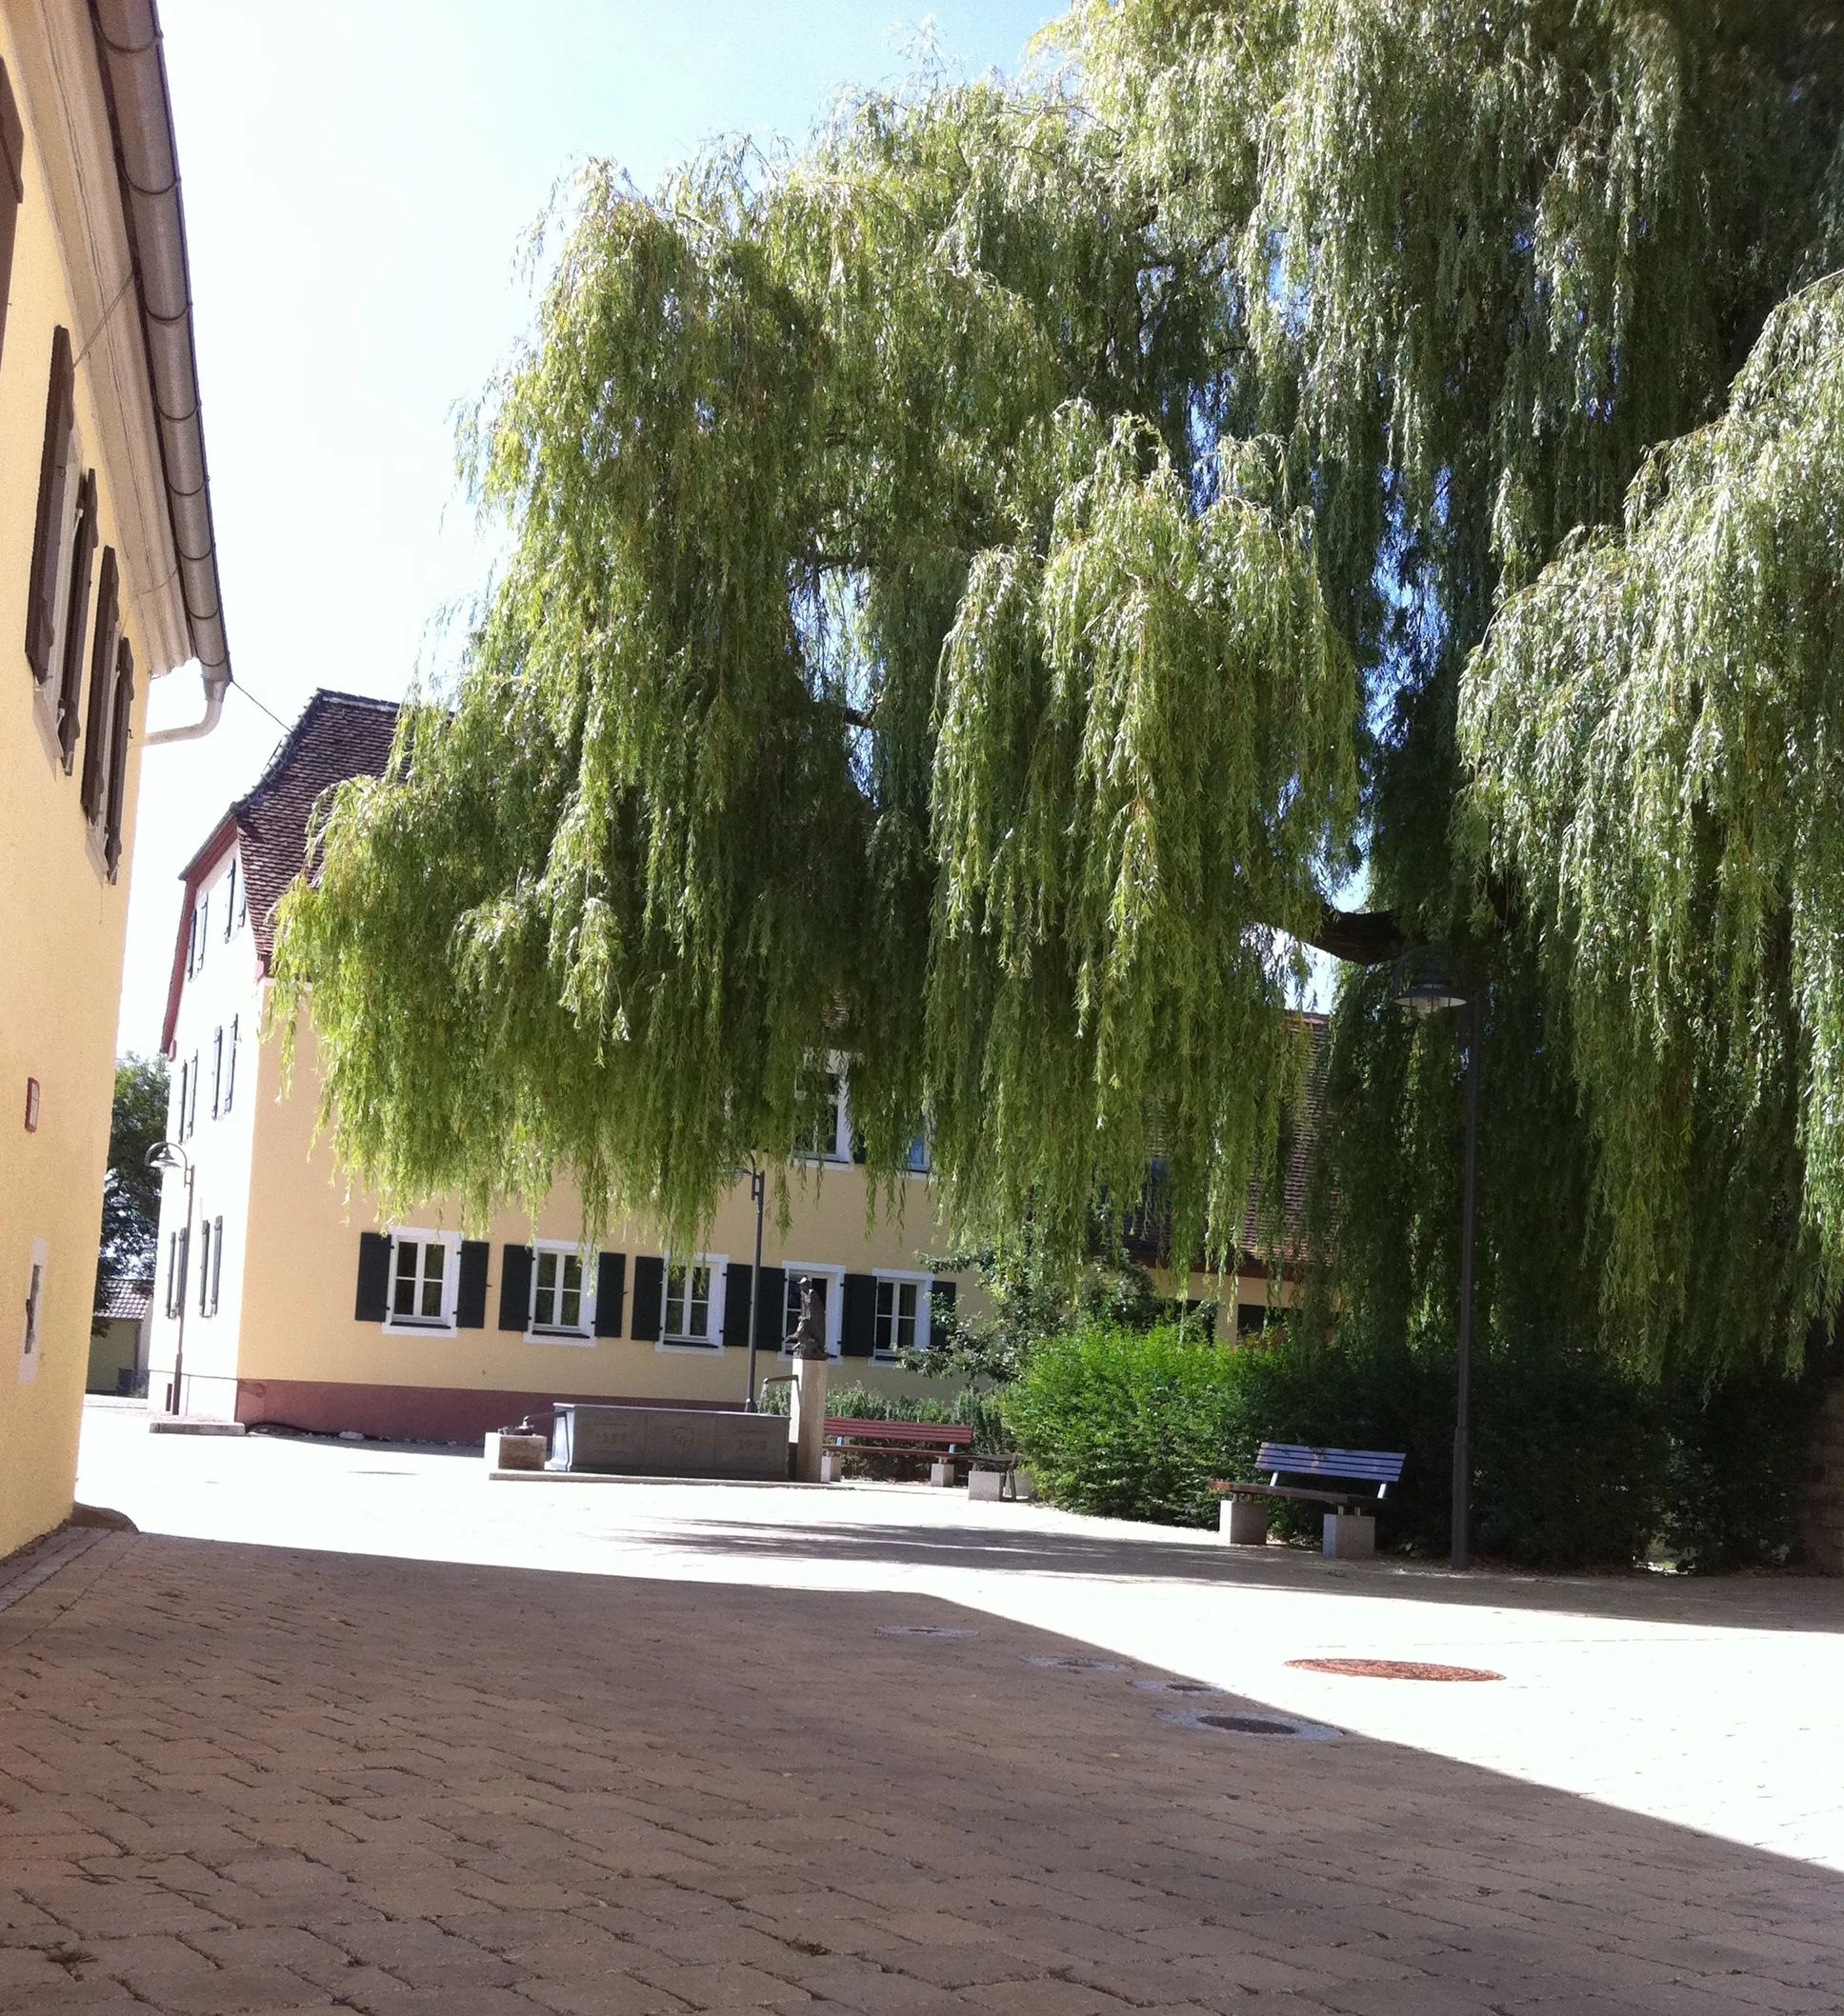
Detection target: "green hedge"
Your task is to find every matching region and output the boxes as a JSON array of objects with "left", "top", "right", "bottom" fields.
[{"left": 1001, "top": 1323, "right": 1813, "bottom": 1568}]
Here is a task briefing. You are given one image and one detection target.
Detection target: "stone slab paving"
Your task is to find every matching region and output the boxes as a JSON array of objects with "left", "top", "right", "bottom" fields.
[
  {"left": 3, "top": 1528, "right": 1843, "bottom": 2016},
  {"left": 75, "top": 1406, "right": 1844, "bottom": 1872}
]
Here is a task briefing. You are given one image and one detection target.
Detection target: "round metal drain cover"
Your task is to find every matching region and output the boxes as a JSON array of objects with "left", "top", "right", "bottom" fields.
[
  {"left": 1287, "top": 1658, "right": 1503, "bottom": 1682},
  {"left": 1026, "top": 1655, "right": 1128, "bottom": 1672},
  {"left": 879, "top": 1625, "right": 976, "bottom": 1638},
  {"left": 1134, "top": 1678, "right": 1224, "bottom": 1696},
  {"left": 1163, "top": 1707, "right": 1339, "bottom": 1742}
]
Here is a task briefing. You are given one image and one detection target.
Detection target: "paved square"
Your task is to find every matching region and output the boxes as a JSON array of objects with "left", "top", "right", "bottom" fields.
[
  {"left": 3, "top": 1529, "right": 1842, "bottom": 2014},
  {"left": 1, "top": 1413, "right": 1842, "bottom": 2013}
]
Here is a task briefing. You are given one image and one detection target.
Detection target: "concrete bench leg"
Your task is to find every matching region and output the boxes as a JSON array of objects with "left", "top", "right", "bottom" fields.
[
  {"left": 968, "top": 1468, "right": 1006, "bottom": 1502},
  {"left": 1323, "top": 1512, "right": 1375, "bottom": 1559},
  {"left": 1220, "top": 1498, "right": 1270, "bottom": 1546},
  {"left": 819, "top": 1450, "right": 845, "bottom": 1483},
  {"left": 930, "top": 1459, "right": 954, "bottom": 1487}
]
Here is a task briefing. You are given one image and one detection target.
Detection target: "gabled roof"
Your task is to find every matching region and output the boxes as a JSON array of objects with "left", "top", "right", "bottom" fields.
[
  {"left": 161, "top": 689, "right": 399, "bottom": 1052},
  {"left": 95, "top": 1276, "right": 153, "bottom": 1323}
]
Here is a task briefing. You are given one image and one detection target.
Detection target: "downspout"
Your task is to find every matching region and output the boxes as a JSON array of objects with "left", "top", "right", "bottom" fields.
[{"left": 89, "top": 0, "right": 231, "bottom": 744}]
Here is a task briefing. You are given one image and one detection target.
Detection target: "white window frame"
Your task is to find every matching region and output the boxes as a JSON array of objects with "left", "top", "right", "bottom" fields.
[
  {"left": 381, "top": 1228, "right": 462, "bottom": 1335},
  {"left": 796, "top": 1062, "right": 852, "bottom": 1165},
  {"left": 777, "top": 1263, "right": 844, "bottom": 1358},
  {"left": 871, "top": 1269, "right": 932, "bottom": 1361},
  {"left": 656, "top": 1252, "right": 727, "bottom": 1352},
  {"left": 527, "top": 1239, "right": 596, "bottom": 1346}
]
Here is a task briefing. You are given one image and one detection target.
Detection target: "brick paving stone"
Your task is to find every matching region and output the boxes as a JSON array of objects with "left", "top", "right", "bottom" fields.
[{"left": 2, "top": 1533, "right": 1844, "bottom": 2016}]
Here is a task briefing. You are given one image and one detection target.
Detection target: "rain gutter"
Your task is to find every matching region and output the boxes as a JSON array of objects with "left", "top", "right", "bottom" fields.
[{"left": 87, "top": 0, "right": 230, "bottom": 744}]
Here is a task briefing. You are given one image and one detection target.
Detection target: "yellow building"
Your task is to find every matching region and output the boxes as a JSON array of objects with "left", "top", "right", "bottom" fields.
[
  {"left": 0, "top": 0, "right": 230, "bottom": 1557},
  {"left": 147, "top": 692, "right": 972, "bottom": 1441},
  {"left": 149, "top": 692, "right": 1301, "bottom": 1447}
]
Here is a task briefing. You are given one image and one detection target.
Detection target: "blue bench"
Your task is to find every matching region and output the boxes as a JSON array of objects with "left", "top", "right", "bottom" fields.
[{"left": 1213, "top": 1443, "right": 1405, "bottom": 1559}]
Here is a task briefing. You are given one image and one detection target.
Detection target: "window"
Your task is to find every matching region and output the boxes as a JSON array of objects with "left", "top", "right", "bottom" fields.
[
  {"left": 529, "top": 1242, "right": 593, "bottom": 1339},
  {"left": 222, "top": 1017, "right": 237, "bottom": 1113},
  {"left": 174, "top": 1060, "right": 189, "bottom": 1142},
  {"left": 25, "top": 329, "right": 75, "bottom": 689},
  {"left": 873, "top": 1276, "right": 928, "bottom": 1358},
  {"left": 210, "top": 1027, "right": 224, "bottom": 1119},
  {"left": 196, "top": 894, "right": 209, "bottom": 969},
  {"left": 0, "top": 62, "right": 23, "bottom": 373},
  {"left": 78, "top": 547, "right": 120, "bottom": 821},
  {"left": 165, "top": 1229, "right": 182, "bottom": 1319},
  {"left": 186, "top": 1051, "right": 199, "bottom": 1139},
  {"left": 223, "top": 859, "right": 237, "bottom": 939},
  {"left": 20, "top": 1238, "right": 46, "bottom": 1381},
  {"left": 196, "top": 1218, "right": 211, "bottom": 1316},
  {"left": 209, "top": 1217, "right": 224, "bottom": 1317},
  {"left": 235, "top": 858, "right": 247, "bottom": 929},
  {"left": 799, "top": 1070, "right": 851, "bottom": 1162},
  {"left": 385, "top": 1230, "right": 459, "bottom": 1331},
  {"left": 779, "top": 1266, "right": 843, "bottom": 1357},
  {"left": 102, "top": 639, "right": 133, "bottom": 882},
  {"left": 659, "top": 1255, "right": 725, "bottom": 1348},
  {"left": 53, "top": 469, "right": 97, "bottom": 770}
]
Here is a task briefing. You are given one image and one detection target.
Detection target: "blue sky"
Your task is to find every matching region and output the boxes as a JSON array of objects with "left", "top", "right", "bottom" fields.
[{"left": 122, "top": 1, "right": 1060, "bottom": 1050}]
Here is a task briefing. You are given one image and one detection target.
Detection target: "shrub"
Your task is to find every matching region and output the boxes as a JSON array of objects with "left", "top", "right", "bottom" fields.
[{"left": 1002, "top": 1322, "right": 1814, "bottom": 1568}]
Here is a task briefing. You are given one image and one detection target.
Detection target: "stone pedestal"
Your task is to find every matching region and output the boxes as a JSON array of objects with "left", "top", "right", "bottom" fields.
[
  {"left": 1322, "top": 1512, "right": 1375, "bottom": 1559},
  {"left": 1219, "top": 1497, "right": 1270, "bottom": 1546},
  {"left": 968, "top": 1467, "right": 1006, "bottom": 1502},
  {"left": 791, "top": 1353, "right": 829, "bottom": 1484},
  {"left": 929, "top": 1457, "right": 953, "bottom": 1487},
  {"left": 487, "top": 1430, "right": 547, "bottom": 1471}
]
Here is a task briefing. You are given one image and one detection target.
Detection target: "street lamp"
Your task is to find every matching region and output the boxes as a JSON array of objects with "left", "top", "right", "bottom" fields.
[
  {"left": 1392, "top": 949, "right": 1480, "bottom": 1571},
  {"left": 742, "top": 1154, "right": 766, "bottom": 1410},
  {"left": 144, "top": 1139, "right": 192, "bottom": 1417}
]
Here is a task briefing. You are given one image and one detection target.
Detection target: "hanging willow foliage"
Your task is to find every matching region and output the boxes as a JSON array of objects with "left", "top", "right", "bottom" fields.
[{"left": 276, "top": 0, "right": 1844, "bottom": 1372}]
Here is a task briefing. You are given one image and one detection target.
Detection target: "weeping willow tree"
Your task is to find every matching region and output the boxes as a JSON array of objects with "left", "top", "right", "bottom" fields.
[{"left": 276, "top": 0, "right": 1844, "bottom": 1376}]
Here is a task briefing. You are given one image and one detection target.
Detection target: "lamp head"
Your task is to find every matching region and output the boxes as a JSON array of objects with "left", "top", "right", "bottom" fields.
[
  {"left": 1392, "top": 949, "right": 1468, "bottom": 1016},
  {"left": 144, "top": 1139, "right": 186, "bottom": 1172}
]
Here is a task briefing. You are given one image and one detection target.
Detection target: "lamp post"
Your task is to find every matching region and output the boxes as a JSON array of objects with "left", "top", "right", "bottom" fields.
[
  {"left": 145, "top": 1140, "right": 192, "bottom": 1417},
  {"left": 1391, "top": 950, "right": 1481, "bottom": 1571},
  {"left": 743, "top": 1154, "right": 766, "bottom": 1410}
]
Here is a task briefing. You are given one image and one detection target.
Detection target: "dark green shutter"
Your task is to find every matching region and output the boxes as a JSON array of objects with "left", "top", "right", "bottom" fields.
[
  {"left": 497, "top": 1245, "right": 532, "bottom": 1331},
  {"left": 79, "top": 548, "right": 119, "bottom": 817},
  {"left": 722, "top": 1264, "right": 752, "bottom": 1350},
  {"left": 631, "top": 1255, "right": 665, "bottom": 1341},
  {"left": 0, "top": 61, "right": 23, "bottom": 370},
  {"left": 456, "top": 1242, "right": 489, "bottom": 1327},
  {"left": 354, "top": 1233, "right": 391, "bottom": 1322},
  {"left": 752, "top": 1266, "right": 786, "bottom": 1353},
  {"left": 841, "top": 1273, "right": 876, "bottom": 1358},
  {"left": 594, "top": 1251, "right": 626, "bottom": 1336},
  {"left": 103, "top": 640, "right": 133, "bottom": 880},
  {"left": 55, "top": 469, "right": 97, "bottom": 767},
  {"left": 26, "top": 329, "right": 73, "bottom": 683}
]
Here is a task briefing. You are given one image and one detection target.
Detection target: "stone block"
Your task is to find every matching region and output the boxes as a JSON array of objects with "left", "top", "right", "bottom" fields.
[
  {"left": 820, "top": 1449, "right": 846, "bottom": 1483},
  {"left": 930, "top": 1458, "right": 954, "bottom": 1487},
  {"left": 487, "top": 1431, "right": 548, "bottom": 1471},
  {"left": 968, "top": 1467, "right": 1006, "bottom": 1501},
  {"left": 1322, "top": 1511, "right": 1375, "bottom": 1559},
  {"left": 1219, "top": 1497, "right": 1270, "bottom": 1546}
]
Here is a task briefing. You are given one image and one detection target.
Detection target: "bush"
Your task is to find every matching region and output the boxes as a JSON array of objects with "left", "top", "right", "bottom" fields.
[{"left": 1002, "top": 1322, "right": 1815, "bottom": 1567}]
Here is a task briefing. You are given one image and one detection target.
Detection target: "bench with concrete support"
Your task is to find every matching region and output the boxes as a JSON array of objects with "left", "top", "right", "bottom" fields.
[
  {"left": 822, "top": 1417, "right": 972, "bottom": 1486},
  {"left": 1213, "top": 1443, "right": 1405, "bottom": 1558}
]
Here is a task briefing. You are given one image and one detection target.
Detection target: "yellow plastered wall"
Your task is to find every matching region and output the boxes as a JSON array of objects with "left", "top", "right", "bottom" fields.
[
  {"left": 0, "top": 12, "right": 157, "bottom": 1557},
  {"left": 147, "top": 1002, "right": 968, "bottom": 1418}
]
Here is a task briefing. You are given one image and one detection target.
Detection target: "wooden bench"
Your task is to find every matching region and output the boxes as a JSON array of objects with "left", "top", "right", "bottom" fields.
[
  {"left": 1213, "top": 1443, "right": 1405, "bottom": 1559},
  {"left": 823, "top": 1416, "right": 972, "bottom": 1486}
]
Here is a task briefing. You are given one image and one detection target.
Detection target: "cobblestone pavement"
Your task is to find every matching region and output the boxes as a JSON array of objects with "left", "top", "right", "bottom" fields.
[{"left": 3, "top": 1527, "right": 1843, "bottom": 2016}]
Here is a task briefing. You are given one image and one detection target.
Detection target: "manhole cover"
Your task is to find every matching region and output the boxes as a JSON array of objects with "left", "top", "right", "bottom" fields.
[
  {"left": 1134, "top": 1678, "right": 1224, "bottom": 1696},
  {"left": 1287, "top": 1658, "right": 1504, "bottom": 1682},
  {"left": 878, "top": 1625, "right": 976, "bottom": 1638},
  {"left": 1025, "top": 1655, "right": 1128, "bottom": 1672},
  {"left": 1163, "top": 1707, "right": 1339, "bottom": 1742}
]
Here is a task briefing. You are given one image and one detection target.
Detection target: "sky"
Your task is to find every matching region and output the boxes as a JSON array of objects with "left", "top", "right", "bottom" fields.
[{"left": 121, "top": 0, "right": 1061, "bottom": 1054}]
